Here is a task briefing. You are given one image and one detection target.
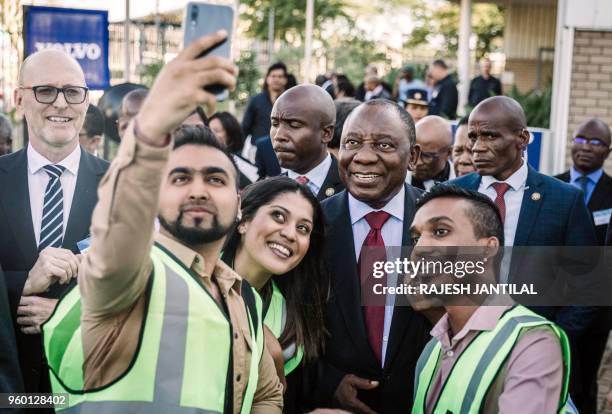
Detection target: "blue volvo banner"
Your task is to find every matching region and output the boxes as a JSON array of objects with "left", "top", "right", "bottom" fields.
[{"left": 24, "top": 6, "right": 110, "bottom": 90}]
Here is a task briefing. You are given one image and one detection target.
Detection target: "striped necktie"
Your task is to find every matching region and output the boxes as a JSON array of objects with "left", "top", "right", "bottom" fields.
[{"left": 38, "top": 164, "right": 66, "bottom": 251}]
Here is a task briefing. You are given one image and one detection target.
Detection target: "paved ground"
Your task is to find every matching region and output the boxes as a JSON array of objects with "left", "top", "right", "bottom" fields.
[{"left": 597, "top": 333, "right": 612, "bottom": 413}]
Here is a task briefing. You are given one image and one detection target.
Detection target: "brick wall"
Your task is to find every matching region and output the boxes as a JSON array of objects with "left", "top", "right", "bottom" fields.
[{"left": 566, "top": 30, "right": 612, "bottom": 172}]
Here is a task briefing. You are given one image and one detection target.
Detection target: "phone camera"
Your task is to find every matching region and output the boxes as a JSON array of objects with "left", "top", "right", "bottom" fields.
[{"left": 190, "top": 6, "right": 198, "bottom": 22}]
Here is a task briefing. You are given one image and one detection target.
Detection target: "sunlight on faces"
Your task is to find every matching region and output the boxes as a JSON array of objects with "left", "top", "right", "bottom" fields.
[
  {"left": 339, "top": 105, "right": 416, "bottom": 208},
  {"left": 17, "top": 51, "right": 88, "bottom": 151},
  {"left": 238, "top": 192, "right": 313, "bottom": 276},
  {"left": 158, "top": 145, "right": 239, "bottom": 246}
]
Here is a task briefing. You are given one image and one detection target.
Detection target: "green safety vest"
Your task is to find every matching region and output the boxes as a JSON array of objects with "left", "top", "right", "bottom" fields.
[
  {"left": 263, "top": 280, "right": 304, "bottom": 375},
  {"left": 42, "top": 243, "right": 264, "bottom": 414},
  {"left": 412, "top": 305, "right": 572, "bottom": 414}
]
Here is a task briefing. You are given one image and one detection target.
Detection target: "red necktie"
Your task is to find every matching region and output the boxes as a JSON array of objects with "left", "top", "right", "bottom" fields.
[
  {"left": 359, "top": 211, "right": 391, "bottom": 364},
  {"left": 491, "top": 182, "right": 511, "bottom": 223},
  {"left": 295, "top": 176, "right": 309, "bottom": 185}
]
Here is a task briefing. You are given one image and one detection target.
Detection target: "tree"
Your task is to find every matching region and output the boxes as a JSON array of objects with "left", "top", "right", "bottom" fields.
[
  {"left": 240, "top": 0, "right": 347, "bottom": 43},
  {"left": 322, "top": 27, "right": 387, "bottom": 84},
  {"left": 231, "top": 51, "right": 261, "bottom": 108},
  {"left": 405, "top": 2, "right": 504, "bottom": 61}
]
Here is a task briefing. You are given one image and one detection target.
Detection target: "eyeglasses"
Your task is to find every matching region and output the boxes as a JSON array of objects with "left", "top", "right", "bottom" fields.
[
  {"left": 572, "top": 136, "right": 608, "bottom": 147},
  {"left": 419, "top": 147, "right": 450, "bottom": 163},
  {"left": 19, "top": 85, "right": 88, "bottom": 104}
]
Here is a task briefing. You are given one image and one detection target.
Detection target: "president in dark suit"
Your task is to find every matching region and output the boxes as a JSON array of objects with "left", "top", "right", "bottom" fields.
[
  {"left": 318, "top": 99, "right": 431, "bottom": 413},
  {"left": 270, "top": 84, "right": 345, "bottom": 201},
  {"left": 555, "top": 117, "right": 612, "bottom": 414},
  {"left": 0, "top": 49, "right": 108, "bottom": 406},
  {"left": 449, "top": 96, "right": 597, "bottom": 412}
]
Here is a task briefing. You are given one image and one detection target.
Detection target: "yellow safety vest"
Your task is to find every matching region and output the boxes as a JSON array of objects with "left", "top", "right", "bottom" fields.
[
  {"left": 412, "top": 305, "right": 572, "bottom": 414},
  {"left": 42, "top": 243, "right": 264, "bottom": 413},
  {"left": 263, "top": 280, "right": 304, "bottom": 375}
]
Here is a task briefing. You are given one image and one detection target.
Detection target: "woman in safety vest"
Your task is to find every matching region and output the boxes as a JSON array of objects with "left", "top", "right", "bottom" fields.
[{"left": 223, "top": 176, "right": 329, "bottom": 413}]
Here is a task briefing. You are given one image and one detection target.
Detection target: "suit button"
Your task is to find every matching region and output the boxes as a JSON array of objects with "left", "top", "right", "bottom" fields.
[
  {"left": 236, "top": 374, "right": 241, "bottom": 382},
  {"left": 385, "top": 374, "right": 391, "bottom": 381}
]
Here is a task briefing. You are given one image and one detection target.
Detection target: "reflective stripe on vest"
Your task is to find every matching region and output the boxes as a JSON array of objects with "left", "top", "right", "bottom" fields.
[
  {"left": 412, "top": 306, "right": 571, "bottom": 414},
  {"left": 263, "top": 280, "right": 304, "bottom": 375},
  {"left": 42, "top": 244, "right": 264, "bottom": 414}
]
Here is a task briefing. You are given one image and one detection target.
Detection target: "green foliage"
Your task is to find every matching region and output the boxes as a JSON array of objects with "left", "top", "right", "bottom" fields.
[
  {"left": 506, "top": 82, "right": 552, "bottom": 128},
  {"left": 240, "top": 0, "right": 347, "bottom": 43},
  {"left": 405, "top": 3, "right": 504, "bottom": 60},
  {"left": 139, "top": 60, "right": 164, "bottom": 88},
  {"left": 231, "top": 51, "right": 261, "bottom": 108},
  {"left": 323, "top": 28, "right": 387, "bottom": 83}
]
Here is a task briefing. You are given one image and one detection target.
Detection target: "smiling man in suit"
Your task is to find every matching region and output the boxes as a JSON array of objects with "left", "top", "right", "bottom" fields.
[
  {"left": 0, "top": 49, "right": 108, "bottom": 405},
  {"left": 555, "top": 118, "right": 612, "bottom": 414},
  {"left": 449, "top": 95, "right": 597, "bottom": 412},
  {"left": 318, "top": 99, "right": 431, "bottom": 414},
  {"left": 271, "top": 84, "right": 345, "bottom": 201}
]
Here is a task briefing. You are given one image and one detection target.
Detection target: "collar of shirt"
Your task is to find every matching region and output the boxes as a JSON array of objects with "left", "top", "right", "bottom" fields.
[
  {"left": 481, "top": 160, "right": 528, "bottom": 192},
  {"left": 27, "top": 143, "right": 81, "bottom": 176},
  {"left": 570, "top": 165, "right": 603, "bottom": 185},
  {"left": 286, "top": 152, "right": 332, "bottom": 193},
  {"left": 348, "top": 185, "right": 405, "bottom": 225},
  {"left": 155, "top": 232, "right": 242, "bottom": 296},
  {"left": 430, "top": 305, "right": 512, "bottom": 349}
]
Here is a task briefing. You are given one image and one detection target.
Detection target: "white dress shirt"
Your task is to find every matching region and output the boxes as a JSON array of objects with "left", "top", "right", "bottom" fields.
[
  {"left": 348, "top": 185, "right": 405, "bottom": 367},
  {"left": 286, "top": 152, "right": 332, "bottom": 195},
  {"left": 478, "top": 161, "right": 528, "bottom": 247},
  {"left": 27, "top": 144, "right": 81, "bottom": 245}
]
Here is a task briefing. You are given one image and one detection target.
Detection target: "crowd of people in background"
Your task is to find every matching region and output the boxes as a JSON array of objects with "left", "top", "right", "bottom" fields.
[{"left": 2, "top": 30, "right": 612, "bottom": 414}]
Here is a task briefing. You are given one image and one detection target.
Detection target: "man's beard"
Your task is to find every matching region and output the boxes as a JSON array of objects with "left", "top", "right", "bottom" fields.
[{"left": 158, "top": 209, "right": 232, "bottom": 246}]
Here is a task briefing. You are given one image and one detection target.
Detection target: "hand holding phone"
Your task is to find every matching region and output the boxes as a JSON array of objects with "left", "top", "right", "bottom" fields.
[
  {"left": 136, "top": 30, "right": 237, "bottom": 142},
  {"left": 183, "top": 2, "right": 235, "bottom": 100}
]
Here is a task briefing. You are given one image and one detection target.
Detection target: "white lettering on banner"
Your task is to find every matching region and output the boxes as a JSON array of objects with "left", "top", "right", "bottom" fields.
[{"left": 34, "top": 42, "right": 102, "bottom": 61}]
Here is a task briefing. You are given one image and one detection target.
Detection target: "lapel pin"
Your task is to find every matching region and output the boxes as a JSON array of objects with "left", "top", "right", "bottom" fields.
[
  {"left": 325, "top": 187, "right": 335, "bottom": 197},
  {"left": 531, "top": 192, "right": 541, "bottom": 201}
]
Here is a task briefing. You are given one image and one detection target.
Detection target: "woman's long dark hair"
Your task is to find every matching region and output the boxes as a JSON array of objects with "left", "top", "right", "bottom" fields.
[
  {"left": 209, "top": 111, "right": 245, "bottom": 154},
  {"left": 223, "top": 176, "right": 329, "bottom": 361}
]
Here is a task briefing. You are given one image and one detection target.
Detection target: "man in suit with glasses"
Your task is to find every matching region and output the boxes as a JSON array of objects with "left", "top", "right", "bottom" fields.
[
  {"left": 555, "top": 118, "right": 612, "bottom": 414},
  {"left": 0, "top": 49, "right": 108, "bottom": 405}
]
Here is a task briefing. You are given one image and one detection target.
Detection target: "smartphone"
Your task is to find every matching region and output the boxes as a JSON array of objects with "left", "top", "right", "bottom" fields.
[{"left": 183, "top": 2, "right": 234, "bottom": 100}]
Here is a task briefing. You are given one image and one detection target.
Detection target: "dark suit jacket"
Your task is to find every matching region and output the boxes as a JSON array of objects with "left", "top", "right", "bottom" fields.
[
  {"left": 318, "top": 185, "right": 432, "bottom": 413},
  {"left": 315, "top": 155, "right": 345, "bottom": 201},
  {"left": 449, "top": 166, "right": 598, "bottom": 334},
  {"left": 0, "top": 148, "right": 108, "bottom": 394},
  {"left": 255, "top": 136, "right": 281, "bottom": 179},
  {"left": 555, "top": 170, "right": 612, "bottom": 245},
  {"left": 283, "top": 155, "right": 345, "bottom": 201},
  {"left": 429, "top": 75, "right": 458, "bottom": 119},
  {"left": 0, "top": 262, "right": 24, "bottom": 397}
]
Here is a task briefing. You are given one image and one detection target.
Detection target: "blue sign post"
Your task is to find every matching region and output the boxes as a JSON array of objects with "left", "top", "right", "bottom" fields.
[{"left": 24, "top": 6, "right": 110, "bottom": 90}]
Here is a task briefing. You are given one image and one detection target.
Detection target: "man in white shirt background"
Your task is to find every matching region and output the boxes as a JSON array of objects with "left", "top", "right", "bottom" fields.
[
  {"left": 0, "top": 49, "right": 108, "bottom": 404},
  {"left": 271, "top": 84, "right": 344, "bottom": 201}
]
